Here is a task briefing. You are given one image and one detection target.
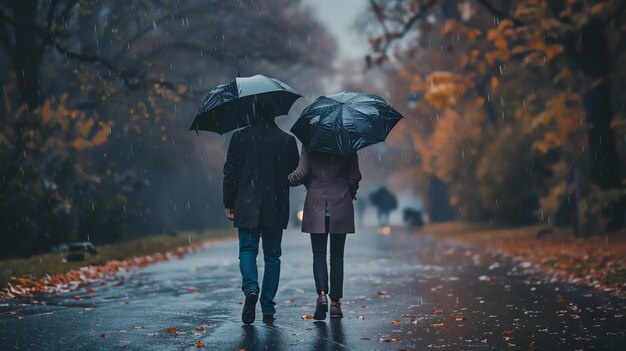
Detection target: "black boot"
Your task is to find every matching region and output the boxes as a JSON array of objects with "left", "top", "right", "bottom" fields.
[
  {"left": 242, "top": 292, "right": 258, "bottom": 325},
  {"left": 313, "top": 294, "right": 328, "bottom": 320},
  {"left": 330, "top": 302, "right": 343, "bottom": 318}
]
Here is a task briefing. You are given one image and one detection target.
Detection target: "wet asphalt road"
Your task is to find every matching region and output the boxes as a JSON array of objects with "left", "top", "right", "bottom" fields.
[{"left": 1, "top": 227, "right": 625, "bottom": 350}]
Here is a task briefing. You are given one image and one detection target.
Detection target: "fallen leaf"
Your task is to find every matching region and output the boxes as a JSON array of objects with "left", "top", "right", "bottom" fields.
[
  {"left": 195, "top": 326, "right": 205, "bottom": 332},
  {"left": 100, "top": 333, "right": 106, "bottom": 338},
  {"left": 431, "top": 322, "right": 446, "bottom": 327},
  {"left": 503, "top": 329, "right": 514, "bottom": 335},
  {"left": 86, "top": 288, "right": 96, "bottom": 294},
  {"left": 188, "top": 287, "right": 199, "bottom": 293},
  {"left": 391, "top": 319, "right": 401, "bottom": 325},
  {"left": 301, "top": 314, "right": 312, "bottom": 320},
  {"left": 196, "top": 341, "right": 205, "bottom": 348},
  {"left": 167, "top": 327, "right": 177, "bottom": 334},
  {"left": 74, "top": 295, "right": 83, "bottom": 300}
]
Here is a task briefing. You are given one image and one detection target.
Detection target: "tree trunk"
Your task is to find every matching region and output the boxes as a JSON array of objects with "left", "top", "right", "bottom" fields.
[
  {"left": 579, "top": 20, "right": 621, "bottom": 189},
  {"left": 578, "top": 19, "right": 623, "bottom": 227},
  {"left": 10, "top": 0, "right": 43, "bottom": 110},
  {"left": 428, "top": 175, "right": 456, "bottom": 222}
]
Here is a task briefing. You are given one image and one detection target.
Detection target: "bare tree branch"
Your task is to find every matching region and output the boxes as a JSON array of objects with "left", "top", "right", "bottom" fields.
[
  {"left": 371, "top": 0, "right": 438, "bottom": 54},
  {"left": 474, "top": 0, "right": 525, "bottom": 26},
  {"left": 110, "top": 1, "right": 225, "bottom": 62},
  {"left": 44, "top": 0, "right": 60, "bottom": 32},
  {"left": 0, "top": 10, "right": 187, "bottom": 99},
  {"left": 57, "top": 0, "right": 78, "bottom": 24}
]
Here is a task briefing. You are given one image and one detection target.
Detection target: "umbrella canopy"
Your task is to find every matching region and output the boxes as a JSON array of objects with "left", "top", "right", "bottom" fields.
[
  {"left": 290, "top": 91, "right": 403, "bottom": 155},
  {"left": 190, "top": 74, "right": 302, "bottom": 134}
]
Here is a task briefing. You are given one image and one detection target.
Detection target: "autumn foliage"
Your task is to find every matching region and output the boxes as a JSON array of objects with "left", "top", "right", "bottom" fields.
[
  {"left": 367, "top": 0, "right": 626, "bottom": 233},
  {"left": 0, "top": 0, "right": 335, "bottom": 258},
  {"left": 0, "top": 237, "right": 214, "bottom": 300},
  {"left": 0, "top": 90, "right": 135, "bottom": 257}
]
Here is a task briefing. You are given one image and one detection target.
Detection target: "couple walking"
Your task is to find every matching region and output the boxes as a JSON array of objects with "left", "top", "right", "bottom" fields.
[
  {"left": 189, "top": 74, "right": 402, "bottom": 325},
  {"left": 224, "top": 107, "right": 361, "bottom": 324}
]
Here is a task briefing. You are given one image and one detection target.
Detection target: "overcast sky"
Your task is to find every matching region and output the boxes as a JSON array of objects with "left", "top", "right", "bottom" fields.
[{"left": 301, "top": 0, "right": 370, "bottom": 61}]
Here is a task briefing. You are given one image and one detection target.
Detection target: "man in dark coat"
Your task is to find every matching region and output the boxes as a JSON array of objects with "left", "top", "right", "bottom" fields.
[{"left": 223, "top": 103, "right": 299, "bottom": 324}]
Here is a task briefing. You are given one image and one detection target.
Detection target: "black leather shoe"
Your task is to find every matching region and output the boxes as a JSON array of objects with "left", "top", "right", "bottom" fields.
[
  {"left": 330, "top": 303, "right": 343, "bottom": 318},
  {"left": 242, "top": 293, "right": 258, "bottom": 325},
  {"left": 313, "top": 294, "right": 328, "bottom": 320}
]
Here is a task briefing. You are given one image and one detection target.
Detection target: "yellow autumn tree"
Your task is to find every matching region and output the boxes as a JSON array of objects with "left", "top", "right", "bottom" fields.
[{"left": 367, "top": 0, "right": 626, "bottom": 232}]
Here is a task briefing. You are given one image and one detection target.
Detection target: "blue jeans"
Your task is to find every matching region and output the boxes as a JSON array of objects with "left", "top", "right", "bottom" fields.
[{"left": 238, "top": 227, "right": 283, "bottom": 315}]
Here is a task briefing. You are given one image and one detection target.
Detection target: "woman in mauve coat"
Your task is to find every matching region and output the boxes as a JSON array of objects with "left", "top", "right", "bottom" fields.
[{"left": 288, "top": 148, "right": 362, "bottom": 320}]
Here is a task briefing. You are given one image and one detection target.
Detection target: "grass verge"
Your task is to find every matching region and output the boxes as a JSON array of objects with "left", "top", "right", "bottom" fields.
[{"left": 0, "top": 229, "right": 235, "bottom": 289}]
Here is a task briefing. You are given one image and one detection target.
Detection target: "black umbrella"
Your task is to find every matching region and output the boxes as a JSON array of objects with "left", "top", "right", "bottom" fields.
[
  {"left": 290, "top": 91, "right": 403, "bottom": 155},
  {"left": 190, "top": 74, "right": 302, "bottom": 134}
]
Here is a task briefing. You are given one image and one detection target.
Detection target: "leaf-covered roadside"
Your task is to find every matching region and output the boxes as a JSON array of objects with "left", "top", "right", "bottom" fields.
[
  {"left": 418, "top": 222, "right": 626, "bottom": 295},
  {"left": 0, "top": 230, "right": 234, "bottom": 300}
]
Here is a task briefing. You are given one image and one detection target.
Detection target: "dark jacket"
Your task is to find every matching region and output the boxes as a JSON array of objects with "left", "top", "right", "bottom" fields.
[
  {"left": 223, "top": 121, "right": 299, "bottom": 229},
  {"left": 288, "top": 150, "right": 361, "bottom": 234}
]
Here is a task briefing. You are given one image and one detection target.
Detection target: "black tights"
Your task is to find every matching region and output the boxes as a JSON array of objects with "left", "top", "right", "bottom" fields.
[{"left": 310, "top": 233, "right": 347, "bottom": 302}]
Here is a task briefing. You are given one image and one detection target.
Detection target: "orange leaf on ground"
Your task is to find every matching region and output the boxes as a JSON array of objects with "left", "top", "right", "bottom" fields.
[
  {"left": 167, "top": 327, "right": 177, "bottom": 334},
  {"left": 196, "top": 341, "right": 205, "bottom": 348},
  {"left": 195, "top": 326, "right": 205, "bottom": 331},
  {"left": 301, "top": 314, "right": 312, "bottom": 320},
  {"left": 74, "top": 295, "right": 83, "bottom": 300},
  {"left": 86, "top": 288, "right": 96, "bottom": 294},
  {"left": 188, "top": 287, "right": 199, "bottom": 293},
  {"left": 17, "top": 278, "right": 32, "bottom": 286},
  {"left": 391, "top": 319, "right": 401, "bottom": 325}
]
